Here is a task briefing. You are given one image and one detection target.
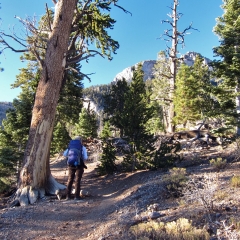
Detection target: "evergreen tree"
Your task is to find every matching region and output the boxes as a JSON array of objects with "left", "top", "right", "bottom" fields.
[
  {"left": 212, "top": 0, "right": 240, "bottom": 135},
  {"left": 103, "top": 79, "right": 129, "bottom": 137},
  {"left": 174, "top": 55, "right": 219, "bottom": 128},
  {"left": 0, "top": 148, "right": 21, "bottom": 193},
  {"left": 0, "top": 69, "right": 36, "bottom": 194},
  {"left": 0, "top": 84, "right": 34, "bottom": 151},
  {"left": 100, "top": 120, "right": 112, "bottom": 139},
  {"left": 73, "top": 108, "right": 98, "bottom": 139},
  {"left": 145, "top": 100, "right": 164, "bottom": 135},
  {"left": 96, "top": 140, "right": 117, "bottom": 175},
  {"left": 145, "top": 80, "right": 164, "bottom": 135},
  {"left": 122, "top": 64, "right": 155, "bottom": 171},
  {"left": 56, "top": 64, "right": 83, "bottom": 125},
  {"left": 51, "top": 122, "right": 71, "bottom": 156},
  {"left": 124, "top": 65, "right": 153, "bottom": 144},
  {"left": 191, "top": 55, "right": 220, "bottom": 119},
  {"left": 174, "top": 63, "right": 201, "bottom": 127}
]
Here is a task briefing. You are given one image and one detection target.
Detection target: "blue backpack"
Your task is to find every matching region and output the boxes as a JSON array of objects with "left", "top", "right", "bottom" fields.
[{"left": 67, "top": 140, "right": 83, "bottom": 166}]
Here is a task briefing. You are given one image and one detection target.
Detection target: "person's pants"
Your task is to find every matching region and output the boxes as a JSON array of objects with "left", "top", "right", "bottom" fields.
[{"left": 66, "top": 165, "right": 84, "bottom": 198}]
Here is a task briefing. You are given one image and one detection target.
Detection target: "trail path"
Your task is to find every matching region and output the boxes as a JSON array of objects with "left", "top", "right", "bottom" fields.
[
  {"left": 0, "top": 157, "right": 148, "bottom": 240},
  {"left": 1, "top": 144, "right": 240, "bottom": 240}
]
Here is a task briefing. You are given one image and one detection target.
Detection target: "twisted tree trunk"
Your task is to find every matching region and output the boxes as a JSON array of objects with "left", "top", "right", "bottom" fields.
[{"left": 16, "top": 0, "right": 77, "bottom": 206}]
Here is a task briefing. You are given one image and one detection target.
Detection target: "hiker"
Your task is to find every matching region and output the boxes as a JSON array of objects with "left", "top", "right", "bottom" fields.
[{"left": 63, "top": 136, "right": 88, "bottom": 200}]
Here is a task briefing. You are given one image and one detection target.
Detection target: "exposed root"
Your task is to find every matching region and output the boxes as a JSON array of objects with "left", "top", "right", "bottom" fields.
[{"left": 9, "top": 175, "right": 66, "bottom": 207}]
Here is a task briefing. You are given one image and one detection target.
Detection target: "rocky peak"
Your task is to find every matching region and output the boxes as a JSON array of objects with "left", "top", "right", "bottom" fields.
[
  {"left": 111, "top": 52, "right": 212, "bottom": 84},
  {"left": 112, "top": 60, "right": 157, "bottom": 83},
  {"left": 181, "top": 51, "right": 212, "bottom": 66}
]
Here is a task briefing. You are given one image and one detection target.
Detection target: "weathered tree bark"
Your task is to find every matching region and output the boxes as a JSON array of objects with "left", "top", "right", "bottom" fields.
[
  {"left": 17, "top": 0, "right": 77, "bottom": 205},
  {"left": 162, "top": 0, "right": 196, "bottom": 133},
  {"left": 167, "top": 0, "right": 177, "bottom": 133}
]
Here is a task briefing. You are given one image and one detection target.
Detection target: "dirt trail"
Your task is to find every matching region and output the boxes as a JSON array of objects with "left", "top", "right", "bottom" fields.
[
  {"left": 0, "top": 157, "right": 137, "bottom": 240},
  {"left": 1, "top": 143, "right": 240, "bottom": 240},
  {"left": 49, "top": 158, "right": 142, "bottom": 240}
]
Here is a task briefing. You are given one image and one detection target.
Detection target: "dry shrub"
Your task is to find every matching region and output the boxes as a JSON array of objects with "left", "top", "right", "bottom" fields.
[
  {"left": 183, "top": 174, "right": 219, "bottom": 221},
  {"left": 162, "top": 167, "right": 188, "bottom": 197},
  {"left": 230, "top": 175, "right": 240, "bottom": 188},
  {"left": 214, "top": 190, "right": 228, "bottom": 201},
  {"left": 130, "top": 218, "right": 210, "bottom": 240},
  {"left": 209, "top": 157, "right": 227, "bottom": 171}
]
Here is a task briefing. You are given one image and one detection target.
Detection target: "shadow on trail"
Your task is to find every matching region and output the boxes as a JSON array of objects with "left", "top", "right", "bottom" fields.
[{"left": 80, "top": 169, "right": 163, "bottom": 223}]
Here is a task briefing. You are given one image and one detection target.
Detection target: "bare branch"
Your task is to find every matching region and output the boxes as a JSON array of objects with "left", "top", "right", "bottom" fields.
[
  {"left": 45, "top": 3, "right": 52, "bottom": 32},
  {"left": 113, "top": 2, "right": 132, "bottom": 16},
  {"left": 162, "top": 19, "right": 174, "bottom": 28},
  {"left": 67, "top": 50, "right": 104, "bottom": 65},
  {"left": 14, "top": 15, "right": 39, "bottom": 36},
  {"left": 0, "top": 32, "right": 29, "bottom": 52},
  {"left": 66, "top": 66, "right": 94, "bottom": 83},
  {"left": 179, "top": 23, "right": 199, "bottom": 35},
  {"left": 68, "top": 30, "right": 81, "bottom": 51},
  {"left": 31, "top": 46, "right": 44, "bottom": 68}
]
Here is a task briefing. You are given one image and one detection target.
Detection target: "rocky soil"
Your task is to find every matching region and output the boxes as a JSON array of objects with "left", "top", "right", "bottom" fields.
[{"left": 1, "top": 141, "right": 240, "bottom": 240}]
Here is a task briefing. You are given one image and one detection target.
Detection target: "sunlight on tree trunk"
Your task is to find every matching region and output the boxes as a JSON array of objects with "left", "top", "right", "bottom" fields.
[
  {"left": 18, "top": 0, "right": 76, "bottom": 197},
  {"left": 167, "top": 0, "right": 177, "bottom": 133},
  {"left": 160, "top": 0, "right": 197, "bottom": 133}
]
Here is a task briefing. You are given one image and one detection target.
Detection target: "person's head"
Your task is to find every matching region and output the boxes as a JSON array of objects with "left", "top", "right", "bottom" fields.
[{"left": 74, "top": 136, "right": 82, "bottom": 142}]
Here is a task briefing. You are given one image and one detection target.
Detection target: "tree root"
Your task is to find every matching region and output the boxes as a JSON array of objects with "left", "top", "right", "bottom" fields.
[{"left": 9, "top": 174, "right": 66, "bottom": 207}]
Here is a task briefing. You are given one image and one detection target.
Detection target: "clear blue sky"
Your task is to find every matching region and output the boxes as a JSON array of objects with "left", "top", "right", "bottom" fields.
[{"left": 0, "top": 0, "right": 223, "bottom": 102}]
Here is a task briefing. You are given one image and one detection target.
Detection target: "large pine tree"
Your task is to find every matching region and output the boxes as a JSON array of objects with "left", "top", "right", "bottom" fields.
[
  {"left": 174, "top": 55, "right": 217, "bottom": 128},
  {"left": 103, "top": 79, "right": 129, "bottom": 137},
  {"left": 212, "top": 0, "right": 240, "bottom": 135},
  {"left": 122, "top": 64, "right": 155, "bottom": 170}
]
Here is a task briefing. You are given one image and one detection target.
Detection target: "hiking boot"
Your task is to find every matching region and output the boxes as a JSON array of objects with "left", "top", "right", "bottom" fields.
[
  {"left": 65, "top": 195, "right": 71, "bottom": 201},
  {"left": 74, "top": 196, "right": 82, "bottom": 200}
]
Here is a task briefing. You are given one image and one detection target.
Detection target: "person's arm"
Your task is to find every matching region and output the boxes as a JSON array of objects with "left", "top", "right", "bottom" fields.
[
  {"left": 82, "top": 146, "right": 88, "bottom": 161},
  {"left": 63, "top": 149, "right": 69, "bottom": 157},
  {"left": 63, "top": 149, "right": 69, "bottom": 166}
]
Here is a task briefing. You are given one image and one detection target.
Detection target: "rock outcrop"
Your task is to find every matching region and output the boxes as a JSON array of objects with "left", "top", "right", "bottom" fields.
[
  {"left": 111, "top": 51, "right": 212, "bottom": 84},
  {"left": 112, "top": 60, "right": 156, "bottom": 83},
  {"left": 181, "top": 51, "right": 212, "bottom": 67}
]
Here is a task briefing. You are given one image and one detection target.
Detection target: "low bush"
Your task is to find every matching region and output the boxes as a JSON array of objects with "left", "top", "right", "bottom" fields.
[
  {"left": 130, "top": 218, "right": 210, "bottom": 240},
  {"left": 230, "top": 175, "right": 240, "bottom": 188},
  {"left": 162, "top": 167, "right": 187, "bottom": 197},
  {"left": 209, "top": 158, "right": 227, "bottom": 171}
]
